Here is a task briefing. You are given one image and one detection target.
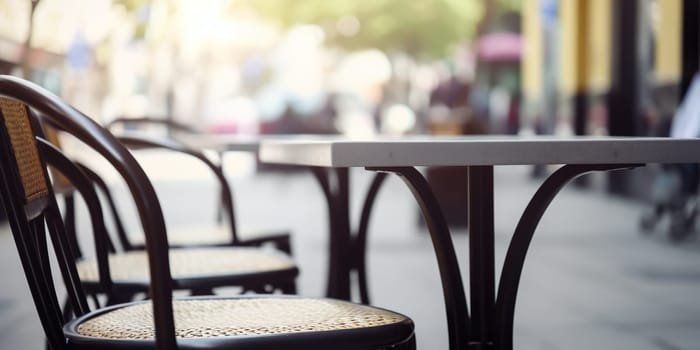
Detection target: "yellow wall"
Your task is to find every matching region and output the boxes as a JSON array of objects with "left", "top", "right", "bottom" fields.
[
  {"left": 522, "top": 0, "right": 543, "bottom": 100},
  {"left": 587, "top": 0, "right": 611, "bottom": 92},
  {"left": 655, "top": 0, "right": 681, "bottom": 83},
  {"left": 559, "top": 0, "right": 578, "bottom": 95},
  {"left": 560, "top": 0, "right": 611, "bottom": 95}
]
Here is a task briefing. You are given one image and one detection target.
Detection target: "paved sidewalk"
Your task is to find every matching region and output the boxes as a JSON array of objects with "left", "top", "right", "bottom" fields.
[{"left": 1, "top": 157, "right": 699, "bottom": 349}]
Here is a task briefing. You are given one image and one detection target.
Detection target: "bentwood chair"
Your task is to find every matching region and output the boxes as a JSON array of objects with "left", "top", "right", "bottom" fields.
[
  {"left": 33, "top": 118, "right": 298, "bottom": 304},
  {"left": 0, "top": 75, "right": 416, "bottom": 350},
  {"left": 45, "top": 120, "right": 292, "bottom": 255}
]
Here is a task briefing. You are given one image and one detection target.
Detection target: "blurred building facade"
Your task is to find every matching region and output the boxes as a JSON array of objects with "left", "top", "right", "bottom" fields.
[
  {"left": 521, "top": 0, "right": 685, "bottom": 137},
  {"left": 521, "top": 0, "right": 698, "bottom": 197}
]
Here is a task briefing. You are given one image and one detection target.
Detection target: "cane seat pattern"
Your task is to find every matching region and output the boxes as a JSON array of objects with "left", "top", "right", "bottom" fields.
[
  {"left": 76, "top": 247, "right": 295, "bottom": 282},
  {"left": 77, "top": 298, "right": 407, "bottom": 339}
]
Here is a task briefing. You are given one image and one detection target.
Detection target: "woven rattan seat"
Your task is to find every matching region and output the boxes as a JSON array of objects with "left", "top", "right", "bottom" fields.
[
  {"left": 74, "top": 298, "right": 407, "bottom": 339},
  {"left": 76, "top": 247, "right": 295, "bottom": 283}
]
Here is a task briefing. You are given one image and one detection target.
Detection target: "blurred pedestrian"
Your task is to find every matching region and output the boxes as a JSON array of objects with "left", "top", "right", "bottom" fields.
[{"left": 641, "top": 73, "right": 700, "bottom": 241}]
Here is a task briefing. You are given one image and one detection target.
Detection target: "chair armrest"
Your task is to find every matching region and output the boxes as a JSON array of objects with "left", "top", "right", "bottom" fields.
[
  {"left": 116, "top": 134, "right": 252, "bottom": 248},
  {"left": 37, "top": 138, "right": 115, "bottom": 290}
]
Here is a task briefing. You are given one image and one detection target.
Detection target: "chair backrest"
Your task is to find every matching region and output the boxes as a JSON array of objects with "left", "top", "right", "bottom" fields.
[
  {"left": 0, "top": 75, "right": 177, "bottom": 350},
  {"left": 37, "top": 135, "right": 116, "bottom": 294},
  {"left": 0, "top": 97, "right": 90, "bottom": 348}
]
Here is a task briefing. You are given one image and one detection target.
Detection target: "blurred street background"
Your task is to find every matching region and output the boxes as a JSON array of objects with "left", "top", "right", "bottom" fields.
[{"left": 1, "top": 0, "right": 700, "bottom": 348}]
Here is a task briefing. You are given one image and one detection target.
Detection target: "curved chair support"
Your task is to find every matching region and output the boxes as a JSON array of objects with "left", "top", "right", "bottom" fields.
[
  {"left": 369, "top": 166, "right": 470, "bottom": 350},
  {"left": 75, "top": 163, "right": 134, "bottom": 251},
  {"left": 30, "top": 116, "right": 87, "bottom": 259},
  {"left": 494, "top": 163, "right": 643, "bottom": 350},
  {"left": 38, "top": 139, "right": 115, "bottom": 294},
  {"left": 355, "top": 172, "right": 388, "bottom": 305},
  {"left": 60, "top": 193, "right": 82, "bottom": 257}
]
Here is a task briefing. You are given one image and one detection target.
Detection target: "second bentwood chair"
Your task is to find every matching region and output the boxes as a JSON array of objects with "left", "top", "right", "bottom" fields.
[
  {"left": 0, "top": 75, "right": 416, "bottom": 350},
  {"left": 35, "top": 114, "right": 299, "bottom": 305},
  {"left": 39, "top": 129, "right": 299, "bottom": 306},
  {"left": 39, "top": 120, "right": 299, "bottom": 304},
  {"left": 43, "top": 119, "right": 292, "bottom": 254},
  {"left": 103, "top": 117, "right": 295, "bottom": 254}
]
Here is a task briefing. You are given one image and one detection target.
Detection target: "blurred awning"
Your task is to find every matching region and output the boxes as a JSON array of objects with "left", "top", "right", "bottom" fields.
[{"left": 476, "top": 32, "right": 522, "bottom": 62}]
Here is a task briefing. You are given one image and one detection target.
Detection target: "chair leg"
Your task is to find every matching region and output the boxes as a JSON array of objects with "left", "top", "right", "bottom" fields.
[
  {"left": 46, "top": 296, "right": 74, "bottom": 350},
  {"left": 276, "top": 238, "right": 292, "bottom": 256},
  {"left": 90, "top": 293, "right": 102, "bottom": 308},
  {"left": 279, "top": 281, "right": 297, "bottom": 294},
  {"left": 388, "top": 333, "right": 416, "bottom": 350},
  {"left": 61, "top": 295, "right": 73, "bottom": 322}
]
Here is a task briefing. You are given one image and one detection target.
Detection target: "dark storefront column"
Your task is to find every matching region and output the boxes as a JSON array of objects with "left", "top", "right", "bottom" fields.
[
  {"left": 608, "top": 0, "right": 640, "bottom": 138},
  {"left": 607, "top": 0, "right": 641, "bottom": 195},
  {"left": 680, "top": 0, "right": 699, "bottom": 98}
]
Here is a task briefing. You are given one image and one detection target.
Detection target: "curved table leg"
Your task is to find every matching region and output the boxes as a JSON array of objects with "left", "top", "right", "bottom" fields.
[
  {"left": 310, "top": 168, "right": 391, "bottom": 303},
  {"left": 310, "top": 167, "right": 351, "bottom": 300},
  {"left": 494, "top": 163, "right": 642, "bottom": 350},
  {"left": 469, "top": 165, "right": 496, "bottom": 348},
  {"left": 355, "top": 172, "right": 388, "bottom": 305},
  {"left": 369, "top": 166, "right": 470, "bottom": 350},
  {"left": 310, "top": 167, "right": 332, "bottom": 204}
]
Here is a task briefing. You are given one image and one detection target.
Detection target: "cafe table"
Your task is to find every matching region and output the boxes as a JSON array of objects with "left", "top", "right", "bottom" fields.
[{"left": 258, "top": 134, "right": 700, "bottom": 350}]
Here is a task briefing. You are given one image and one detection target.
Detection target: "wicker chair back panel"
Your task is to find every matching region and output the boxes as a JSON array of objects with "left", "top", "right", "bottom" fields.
[{"left": 0, "top": 97, "right": 48, "bottom": 202}]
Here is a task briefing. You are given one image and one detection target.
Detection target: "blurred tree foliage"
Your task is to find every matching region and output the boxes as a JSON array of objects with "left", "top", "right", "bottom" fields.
[
  {"left": 114, "top": 0, "right": 147, "bottom": 12},
  {"left": 109, "top": 0, "right": 520, "bottom": 58},
  {"left": 239, "top": 0, "right": 519, "bottom": 59}
]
